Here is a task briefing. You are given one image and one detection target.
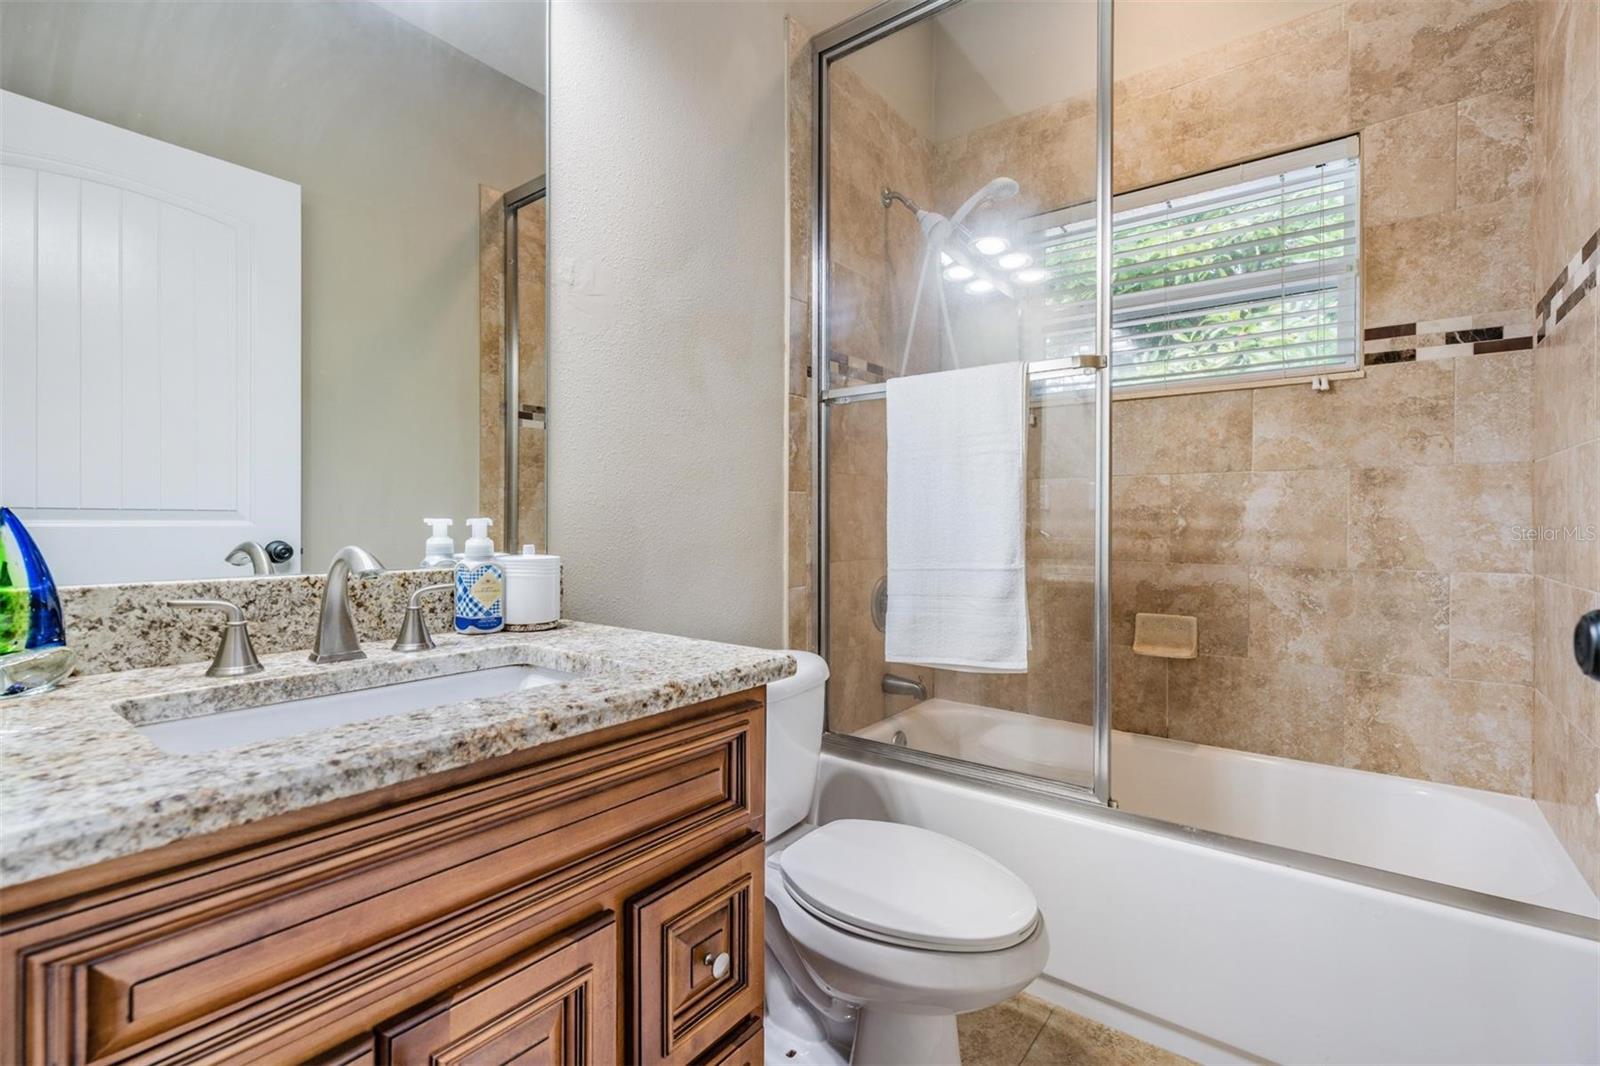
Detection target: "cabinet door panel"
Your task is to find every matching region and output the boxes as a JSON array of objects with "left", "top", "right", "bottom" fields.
[
  {"left": 376, "top": 912, "right": 616, "bottom": 1066},
  {"left": 629, "top": 837, "right": 763, "bottom": 1066}
]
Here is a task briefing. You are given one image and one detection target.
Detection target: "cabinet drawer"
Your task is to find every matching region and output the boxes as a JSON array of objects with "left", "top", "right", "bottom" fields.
[
  {"left": 697, "top": 1018, "right": 762, "bottom": 1066},
  {"left": 374, "top": 912, "right": 616, "bottom": 1066},
  {"left": 9, "top": 705, "right": 758, "bottom": 1064},
  {"left": 628, "top": 837, "right": 764, "bottom": 1066}
]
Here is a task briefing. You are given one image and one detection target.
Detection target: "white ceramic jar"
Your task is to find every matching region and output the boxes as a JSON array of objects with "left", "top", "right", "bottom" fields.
[{"left": 499, "top": 546, "right": 561, "bottom": 630}]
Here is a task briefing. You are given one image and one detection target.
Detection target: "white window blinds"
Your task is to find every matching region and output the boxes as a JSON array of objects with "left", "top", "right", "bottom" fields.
[{"left": 1024, "top": 137, "right": 1361, "bottom": 394}]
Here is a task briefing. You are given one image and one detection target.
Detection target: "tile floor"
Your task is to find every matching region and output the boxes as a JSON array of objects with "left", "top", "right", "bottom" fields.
[{"left": 957, "top": 994, "right": 1195, "bottom": 1066}]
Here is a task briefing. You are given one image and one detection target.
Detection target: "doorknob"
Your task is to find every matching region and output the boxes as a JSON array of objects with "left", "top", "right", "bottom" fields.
[
  {"left": 265, "top": 540, "right": 295, "bottom": 565},
  {"left": 1576, "top": 610, "right": 1600, "bottom": 682}
]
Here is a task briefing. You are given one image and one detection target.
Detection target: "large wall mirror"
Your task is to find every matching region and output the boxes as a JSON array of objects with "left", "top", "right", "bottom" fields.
[{"left": 0, "top": 0, "right": 548, "bottom": 585}]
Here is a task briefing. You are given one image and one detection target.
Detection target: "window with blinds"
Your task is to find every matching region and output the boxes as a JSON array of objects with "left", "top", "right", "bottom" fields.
[{"left": 1023, "top": 137, "right": 1361, "bottom": 395}]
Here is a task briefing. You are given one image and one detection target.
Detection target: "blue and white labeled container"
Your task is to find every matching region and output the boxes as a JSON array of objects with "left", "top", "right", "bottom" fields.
[{"left": 454, "top": 517, "right": 505, "bottom": 634}]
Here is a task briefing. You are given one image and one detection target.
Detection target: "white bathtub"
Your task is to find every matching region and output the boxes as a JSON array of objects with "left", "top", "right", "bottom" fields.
[
  {"left": 856, "top": 699, "right": 1598, "bottom": 917},
  {"left": 829, "top": 699, "right": 1600, "bottom": 1064}
]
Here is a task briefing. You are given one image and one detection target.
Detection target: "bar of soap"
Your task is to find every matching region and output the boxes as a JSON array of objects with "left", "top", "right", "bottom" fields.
[{"left": 1132, "top": 613, "right": 1198, "bottom": 659}]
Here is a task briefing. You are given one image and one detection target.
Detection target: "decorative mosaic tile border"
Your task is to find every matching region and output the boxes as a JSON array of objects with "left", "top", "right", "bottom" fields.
[
  {"left": 1362, "top": 309, "right": 1534, "bottom": 366},
  {"left": 827, "top": 352, "right": 887, "bottom": 387},
  {"left": 1535, "top": 226, "right": 1599, "bottom": 345}
]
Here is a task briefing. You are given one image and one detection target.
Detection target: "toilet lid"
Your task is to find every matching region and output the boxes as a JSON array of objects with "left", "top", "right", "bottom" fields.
[{"left": 778, "top": 820, "right": 1038, "bottom": 952}]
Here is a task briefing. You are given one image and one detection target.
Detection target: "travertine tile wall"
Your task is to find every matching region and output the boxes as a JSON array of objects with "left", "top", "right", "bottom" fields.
[
  {"left": 790, "top": 1, "right": 1567, "bottom": 798},
  {"left": 479, "top": 189, "right": 548, "bottom": 550},
  {"left": 1103, "top": 359, "right": 1536, "bottom": 793},
  {"left": 1528, "top": 0, "right": 1599, "bottom": 893}
]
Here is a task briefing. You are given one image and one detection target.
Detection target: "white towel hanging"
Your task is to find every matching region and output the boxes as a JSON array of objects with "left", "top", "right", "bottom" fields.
[{"left": 884, "top": 361, "right": 1029, "bottom": 673}]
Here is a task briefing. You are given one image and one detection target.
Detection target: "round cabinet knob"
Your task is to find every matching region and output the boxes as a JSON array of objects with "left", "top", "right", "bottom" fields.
[
  {"left": 703, "top": 951, "right": 731, "bottom": 980},
  {"left": 1576, "top": 610, "right": 1600, "bottom": 682}
]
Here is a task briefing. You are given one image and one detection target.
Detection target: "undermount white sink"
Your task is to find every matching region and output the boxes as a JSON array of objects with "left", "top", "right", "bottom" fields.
[{"left": 134, "top": 665, "right": 575, "bottom": 755}]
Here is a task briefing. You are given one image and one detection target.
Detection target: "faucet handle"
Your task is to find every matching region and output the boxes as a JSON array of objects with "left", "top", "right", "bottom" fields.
[
  {"left": 392, "top": 583, "right": 454, "bottom": 653},
  {"left": 167, "top": 599, "right": 264, "bottom": 678}
]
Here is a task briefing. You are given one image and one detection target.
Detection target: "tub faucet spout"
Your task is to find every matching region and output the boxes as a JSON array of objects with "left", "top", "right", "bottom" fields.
[{"left": 882, "top": 673, "right": 927, "bottom": 701}]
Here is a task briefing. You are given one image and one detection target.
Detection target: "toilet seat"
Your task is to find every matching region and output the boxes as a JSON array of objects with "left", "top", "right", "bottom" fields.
[{"left": 778, "top": 819, "right": 1039, "bottom": 953}]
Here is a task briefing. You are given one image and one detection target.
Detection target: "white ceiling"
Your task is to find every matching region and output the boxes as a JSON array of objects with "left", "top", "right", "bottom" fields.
[{"left": 373, "top": 0, "right": 547, "bottom": 95}]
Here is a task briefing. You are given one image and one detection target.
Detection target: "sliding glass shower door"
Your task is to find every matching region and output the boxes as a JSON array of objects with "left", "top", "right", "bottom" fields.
[{"left": 815, "top": 0, "right": 1112, "bottom": 801}]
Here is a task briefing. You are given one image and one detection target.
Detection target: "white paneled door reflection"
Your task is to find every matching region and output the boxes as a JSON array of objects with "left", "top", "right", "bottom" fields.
[{"left": 0, "top": 91, "right": 300, "bottom": 583}]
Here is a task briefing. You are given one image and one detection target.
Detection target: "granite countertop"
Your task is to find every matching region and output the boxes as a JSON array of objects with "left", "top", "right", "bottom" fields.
[{"left": 0, "top": 623, "right": 795, "bottom": 888}]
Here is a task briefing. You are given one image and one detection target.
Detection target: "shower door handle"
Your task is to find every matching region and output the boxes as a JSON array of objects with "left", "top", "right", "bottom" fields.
[{"left": 1576, "top": 610, "right": 1600, "bottom": 682}]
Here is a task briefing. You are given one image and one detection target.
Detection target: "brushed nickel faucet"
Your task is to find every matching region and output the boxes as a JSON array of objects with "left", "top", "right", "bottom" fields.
[
  {"left": 310, "top": 545, "right": 385, "bottom": 663},
  {"left": 882, "top": 673, "right": 927, "bottom": 701},
  {"left": 225, "top": 541, "right": 272, "bottom": 575}
]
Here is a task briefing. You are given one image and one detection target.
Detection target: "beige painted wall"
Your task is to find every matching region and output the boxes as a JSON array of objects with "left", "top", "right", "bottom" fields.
[
  {"left": 0, "top": 0, "right": 545, "bottom": 572},
  {"left": 546, "top": 1, "right": 794, "bottom": 647}
]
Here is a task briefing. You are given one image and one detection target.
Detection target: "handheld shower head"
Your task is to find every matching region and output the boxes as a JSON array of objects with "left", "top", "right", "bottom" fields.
[{"left": 950, "top": 176, "right": 1020, "bottom": 227}]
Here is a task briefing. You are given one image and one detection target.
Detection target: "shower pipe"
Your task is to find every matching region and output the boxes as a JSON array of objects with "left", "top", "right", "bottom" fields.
[{"left": 882, "top": 190, "right": 960, "bottom": 376}]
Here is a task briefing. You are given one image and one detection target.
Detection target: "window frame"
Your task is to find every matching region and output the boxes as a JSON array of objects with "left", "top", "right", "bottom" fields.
[{"left": 1022, "top": 135, "right": 1363, "bottom": 399}]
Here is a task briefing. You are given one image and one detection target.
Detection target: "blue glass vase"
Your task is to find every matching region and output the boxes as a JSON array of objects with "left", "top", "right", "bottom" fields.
[{"left": 0, "top": 507, "right": 76, "bottom": 697}]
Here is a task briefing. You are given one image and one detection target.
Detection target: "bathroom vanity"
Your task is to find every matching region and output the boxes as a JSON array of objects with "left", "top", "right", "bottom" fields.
[{"left": 0, "top": 624, "right": 790, "bottom": 1065}]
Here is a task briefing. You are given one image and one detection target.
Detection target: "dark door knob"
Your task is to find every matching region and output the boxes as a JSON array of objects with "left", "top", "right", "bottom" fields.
[
  {"left": 265, "top": 540, "right": 295, "bottom": 565},
  {"left": 1577, "top": 610, "right": 1600, "bottom": 682}
]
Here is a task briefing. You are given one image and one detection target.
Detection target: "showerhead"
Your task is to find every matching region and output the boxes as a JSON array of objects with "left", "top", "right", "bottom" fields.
[
  {"left": 950, "top": 176, "right": 1020, "bottom": 227},
  {"left": 883, "top": 176, "right": 1021, "bottom": 379}
]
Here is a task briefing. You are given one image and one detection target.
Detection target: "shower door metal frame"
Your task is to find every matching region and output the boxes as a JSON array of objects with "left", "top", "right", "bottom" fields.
[
  {"left": 502, "top": 174, "right": 546, "bottom": 549},
  {"left": 811, "top": 0, "right": 1116, "bottom": 807}
]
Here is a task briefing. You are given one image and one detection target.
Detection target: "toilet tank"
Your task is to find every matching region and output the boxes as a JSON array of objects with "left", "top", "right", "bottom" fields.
[{"left": 765, "top": 651, "right": 829, "bottom": 837}]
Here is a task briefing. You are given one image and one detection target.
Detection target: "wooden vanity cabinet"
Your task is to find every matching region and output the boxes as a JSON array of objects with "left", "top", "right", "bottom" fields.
[{"left": 0, "top": 690, "right": 768, "bottom": 1066}]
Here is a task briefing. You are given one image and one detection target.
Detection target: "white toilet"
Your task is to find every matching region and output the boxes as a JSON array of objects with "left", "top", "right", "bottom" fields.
[{"left": 763, "top": 652, "right": 1048, "bottom": 1066}]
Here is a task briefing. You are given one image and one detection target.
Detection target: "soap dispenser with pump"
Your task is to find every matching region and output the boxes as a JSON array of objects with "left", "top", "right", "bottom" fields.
[
  {"left": 454, "top": 518, "right": 505, "bottom": 634},
  {"left": 421, "top": 518, "right": 455, "bottom": 568}
]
